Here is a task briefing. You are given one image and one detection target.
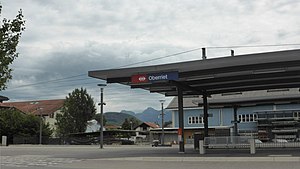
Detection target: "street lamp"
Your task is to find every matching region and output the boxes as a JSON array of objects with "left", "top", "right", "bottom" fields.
[
  {"left": 98, "top": 84, "right": 107, "bottom": 149},
  {"left": 130, "top": 121, "right": 133, "bottom": 130},
  {"left": 159, "top": 99, "right": 165, "bottom": 145},
  {"left": 30, "top": 102, "right": 43, "bottom": 145}
]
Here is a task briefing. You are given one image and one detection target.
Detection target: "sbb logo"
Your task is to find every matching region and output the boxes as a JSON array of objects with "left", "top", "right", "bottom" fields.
[
  {"left": 138, "top": 76, "right": 146, "bottom": 82},
  {"left": 131, "top": 74, "right": 149, "bottom": 84}
]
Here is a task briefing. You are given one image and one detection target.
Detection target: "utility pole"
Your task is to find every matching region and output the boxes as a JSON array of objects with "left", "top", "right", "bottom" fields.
[
  {"left": 39, "top": 107, "right": 43, "bottom": 145},
  {"left": 30, "top": 101, "right": 43, "bottom": 145},
  {"left": 98, "top": 84, "right": 106, "bottom": 149},
  {"left": 130, "top": 121, "right": 133, "bottom": 130},
  {"left": 159, "top": 99, "right": 165, "bottom": 145}
]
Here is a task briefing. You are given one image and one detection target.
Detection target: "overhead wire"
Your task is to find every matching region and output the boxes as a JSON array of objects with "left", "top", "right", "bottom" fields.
[
  {"left": 4, "top": 43, "right": 300, "bottom": 92},
  {"left": 206, "top": 43, "right": 300, "bottom": 49}
]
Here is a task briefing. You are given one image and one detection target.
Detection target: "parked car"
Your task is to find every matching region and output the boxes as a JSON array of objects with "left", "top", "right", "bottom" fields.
[
  {"left": 255, "top": 139, "right": 263, "bottom": 144},
  {"left": 272, "top": 139, "right": 288, "bottom": 143},
  {"left": 152, "top": 140, "right": 160, "bottom": 147}
]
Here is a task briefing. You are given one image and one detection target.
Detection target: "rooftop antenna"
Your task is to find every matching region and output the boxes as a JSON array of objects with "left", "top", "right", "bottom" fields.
[
  {"left": 202, "top": 48, "right": 207, "bottom": 60},
  {"left": 231, "top": 49, "right": 235, "bottom": 56}
]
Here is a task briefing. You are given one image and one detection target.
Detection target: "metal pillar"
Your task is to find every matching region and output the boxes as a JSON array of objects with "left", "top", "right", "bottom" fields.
[
  {"left": 233, "top": 106, "right": 238, "bottom": 136},
  {"left": 177, "top": 87, "right": 185, "bottom": 153},
  {"left": 39, "top": 109, "right": 43, "bottom": 145},
  {"left": 159, "top": 100, "right": 165, "bottom": 145},
  {"left": 98, "top": 84, "right": 106, "bottom": 149},
  {"left": 203, "top": 92, "right": 209, "bottom": 137},
  {"left": 100, "top": 88, "right": 104, "bottom": 149}
]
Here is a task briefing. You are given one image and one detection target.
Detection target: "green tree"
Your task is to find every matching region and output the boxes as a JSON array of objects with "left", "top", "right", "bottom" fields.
[
  {"left": 56, "top": 88, "right": 96, "bottom": 136},
  {"left": 121, "top": 117, "right": 141, "bottom": 130},
  {"left": 94, "top": 113, "right": 107, "bottom": 127},
  {"left": 0, "top": 4, "right": 25, "bottom": 91},
  {"left": 121, "top": 118, "right": 130, "bottom": 130},
  {"left": 164, "top": 121, "right": 172, "bottom": 127},
  {"left": 0, "top": 108, "right": 52, "bottom": 143}
]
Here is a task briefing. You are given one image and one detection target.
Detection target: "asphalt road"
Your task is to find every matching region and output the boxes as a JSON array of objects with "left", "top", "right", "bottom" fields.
[{"left": 1, "top": 145, "right": 300, "bottom": 169}]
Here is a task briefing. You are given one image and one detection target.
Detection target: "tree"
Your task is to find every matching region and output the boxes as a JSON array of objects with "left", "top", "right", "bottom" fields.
[
  {"left": 121, "top": 118, "right": 130, "bottom": 130},
  {"left": 121, "top": 117, "right": 141, "bottom": 130},
  {"left": 0, "top": 4, "right": 25, "bottom": 91},
  {"left": 0, "top": 108, "right": 52, "bottom": 144},
  {"left": 164, "top": 121, "right": 172, "bottom": 128},
  {"left": 94, "top": 113, "right": 107, "bottom": 127},
  {"left": 56, "top": 88, "right": 96, "bottom": 136}
]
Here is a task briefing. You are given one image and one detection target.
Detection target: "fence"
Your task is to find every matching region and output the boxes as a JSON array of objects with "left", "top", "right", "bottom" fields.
[
  {"left": 256, "top": 141, "right": 300, "bottom": 148},
  {"left": 199, "top": 136, "right": 300, "bottom": 154},
  {"left": 12, "top": 136, "right": 136, "bottom": 145},
  {"left": 13, "top": 136, "right": 63, "bottom": 145},
  {"left": 204, "top": 136, "right": 253, "bottom": 148},
  {"left": 200, "top": 136, "right": 255, "bottom": 154}
]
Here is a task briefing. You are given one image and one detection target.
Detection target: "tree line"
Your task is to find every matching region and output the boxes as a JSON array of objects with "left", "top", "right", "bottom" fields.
[{"left": 0, "top": 108, "right": 52, "bottom": 143}]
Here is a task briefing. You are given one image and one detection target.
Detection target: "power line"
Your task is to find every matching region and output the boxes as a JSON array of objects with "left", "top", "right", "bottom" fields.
[
  {"left": 7, "top": 73, "right": 87, "bottom": 90},
  {"left": 4, "top": 48, "right": 204, "bottom": 90},
  {"left": 5, "top": 43, "right": 300, "bottom": 91},
  {"left": 206, "top": 43, "right": 300, "bottom": 49},
  {"left": 119, "top": 47, "right": 203, "bottom": 68}
]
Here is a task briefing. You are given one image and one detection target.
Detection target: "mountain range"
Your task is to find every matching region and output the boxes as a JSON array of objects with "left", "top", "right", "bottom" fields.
[{"left": 104, "top": 107, "right": 172, "bottom": 126}]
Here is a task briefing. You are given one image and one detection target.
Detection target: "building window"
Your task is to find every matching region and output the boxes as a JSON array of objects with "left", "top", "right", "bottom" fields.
[
  {"left": 294, "top": 112, "right": 300, "bottom": 119},
  {"left": 195, "top": 116, "right": 199, "bottom": 124},
  {"left": 49, "top": 113, "right": 54, "bottom": 118},
  {"left": 238, "top": 113, "right": 257, "bottom": 123},
  {"left": 253, "top": 114, "right": 257, "bottom": 121},
  {"left": 188, "top": 116, "right": 204, "bottom": 124},
  {"left": 238, "top": 115, "right": 243, "bottom": 122},
  {"left": 199, "top": 117, "right": 204, "bottom": 124}
]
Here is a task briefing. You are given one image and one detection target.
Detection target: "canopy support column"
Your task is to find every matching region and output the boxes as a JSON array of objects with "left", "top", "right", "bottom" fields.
[
  {"left": 177, "top": 86, "right": 185, "bottom": 153},
  {"left": 233, "top": 106, "right": 239, "bottom": 136},
  {"left": 203, "top": 91, "right": 209, "bottom": 137}
]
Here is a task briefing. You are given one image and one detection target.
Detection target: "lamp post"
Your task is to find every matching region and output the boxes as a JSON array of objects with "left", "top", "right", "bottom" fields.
[
  {"left": 130, "top": 121, "right": 133, "bottom": 130},
  {"left": 39, "top": 107, "right": 43, "bottom": 145},
  {"left": 98, "top": 84, "right": 106, "bottom": 149},
  {"left": 30, "top": 102, "right": 43, "bottom": 145},
  {"left": 159, "top": 99, "right": 165, "bottom": 145}
]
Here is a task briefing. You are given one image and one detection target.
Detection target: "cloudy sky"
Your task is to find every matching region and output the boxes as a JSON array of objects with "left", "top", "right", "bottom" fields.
[{"left": 1, "top": 0, "right": 300, "bottom": 113}]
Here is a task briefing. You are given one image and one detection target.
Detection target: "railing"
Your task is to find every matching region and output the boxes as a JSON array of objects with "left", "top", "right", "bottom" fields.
[
  {"left": 200, "top": 136, "right": 256, "bottom": 154},
  {"left": 199, "top": 136, "right": 300, "bottom": 155},
  {"left": 204, "top": 136, "right": 252, "bottom": 148}
]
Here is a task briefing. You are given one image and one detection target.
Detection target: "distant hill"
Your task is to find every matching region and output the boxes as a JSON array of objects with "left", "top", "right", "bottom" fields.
[
  {"left": 118, "top": 107, "right": 172, "bottom": 126},
  {"left": 104, "top": 112, "right": 141, "bottom": 126},
  {"left": 136, "top": 107, "right": 172, "bottom": 126},
  {"left": 120, "top": 110, "right": 136, "bottom": 116}
]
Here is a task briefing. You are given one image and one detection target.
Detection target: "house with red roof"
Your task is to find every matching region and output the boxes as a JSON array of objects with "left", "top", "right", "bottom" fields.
[
  {"left": 133, "top": 122, "right": 159, "bottom": 143},
  {"left": 135, "top": 122, "right": 159, "bottom": 132}
]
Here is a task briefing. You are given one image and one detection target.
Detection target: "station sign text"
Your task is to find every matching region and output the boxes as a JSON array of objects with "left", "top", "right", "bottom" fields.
[{"left": 131, "top": 71, "right": 178, "bottom": 84}]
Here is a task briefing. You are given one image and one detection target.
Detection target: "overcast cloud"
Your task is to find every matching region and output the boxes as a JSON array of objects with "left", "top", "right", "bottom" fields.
[{"left": 1, "top": 0, "right": 300, "bottom": 112}]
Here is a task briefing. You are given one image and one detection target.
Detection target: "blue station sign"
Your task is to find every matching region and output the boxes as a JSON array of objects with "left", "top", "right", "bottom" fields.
[{"left": 131, "top": 71, "right": 178, "bottom": 84}]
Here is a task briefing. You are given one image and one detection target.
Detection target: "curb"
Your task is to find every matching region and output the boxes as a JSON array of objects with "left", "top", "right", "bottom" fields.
[{"left": 95, "top": 156, "right": 300, "bottom": 162}]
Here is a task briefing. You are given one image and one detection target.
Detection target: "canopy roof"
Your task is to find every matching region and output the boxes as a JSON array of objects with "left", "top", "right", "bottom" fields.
[
  {"left": 167, "top": 88, "right": 300, "bottom": 109},
  {"left": 0, "top": 95, "right": 9, "bottom": 102},
  {"left": 89, "top": 49, "right": 300, "bottom": 96}
]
